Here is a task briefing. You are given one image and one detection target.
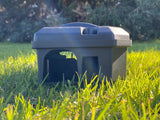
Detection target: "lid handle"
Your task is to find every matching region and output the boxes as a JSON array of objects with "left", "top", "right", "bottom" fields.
[
  {"left": 61, "top": 22, "right": 97, "bottom": 27},
  {"left": 82, "top": 28, "right": 97, "bottom": 35}
]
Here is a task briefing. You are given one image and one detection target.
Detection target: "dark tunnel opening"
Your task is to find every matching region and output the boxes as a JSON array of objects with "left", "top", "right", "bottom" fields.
[{"left": 43, "top": 50, "right": 78, "bottom": 83}]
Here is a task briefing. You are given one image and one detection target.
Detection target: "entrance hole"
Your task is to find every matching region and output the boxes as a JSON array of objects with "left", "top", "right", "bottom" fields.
[{"left": 43, "top": 50, "right": 78, "bottom": 83}]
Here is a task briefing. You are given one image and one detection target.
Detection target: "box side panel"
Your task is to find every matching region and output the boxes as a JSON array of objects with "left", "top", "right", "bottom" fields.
[
  {"left": 37, "top": 49, "right": 52, "bottom": 83},
  {"left": 112, "top": 47, "right": 127, "bottom": 81}
]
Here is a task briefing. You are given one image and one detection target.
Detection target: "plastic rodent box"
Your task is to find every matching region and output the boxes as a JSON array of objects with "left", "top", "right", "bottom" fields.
[{"left": 32, "top": 22, "right": 132, "bottom": 83}]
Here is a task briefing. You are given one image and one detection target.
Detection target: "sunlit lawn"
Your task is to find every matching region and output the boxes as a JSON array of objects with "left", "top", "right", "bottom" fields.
[{"left": 0, "top": 40, "right": 160, "bottom": 119}]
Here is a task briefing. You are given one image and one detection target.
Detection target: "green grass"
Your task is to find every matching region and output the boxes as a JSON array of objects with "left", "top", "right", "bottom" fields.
[
  {"left": 0, "top": 40, "right": 160, "bottom": 119},
  {"left": 0, "top": 42, "right": 33, "bottom": 61},
  {"left": 128, "top": 39, "right": 160, "bottom": 52}
]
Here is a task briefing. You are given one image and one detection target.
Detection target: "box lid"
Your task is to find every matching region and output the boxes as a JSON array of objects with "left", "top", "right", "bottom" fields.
[{"left": 32, "top": 22, "right": 132, "bottom": 48}]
